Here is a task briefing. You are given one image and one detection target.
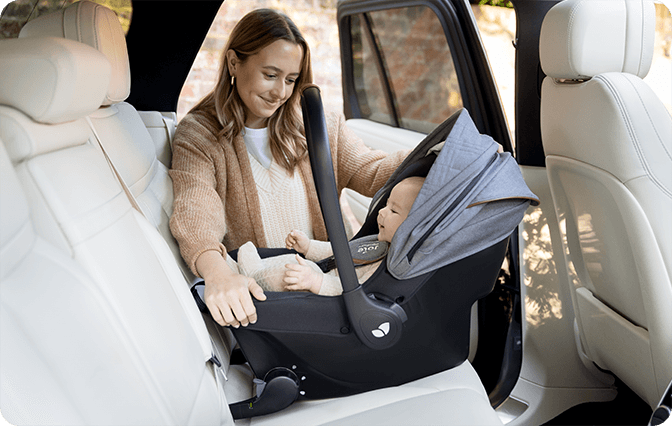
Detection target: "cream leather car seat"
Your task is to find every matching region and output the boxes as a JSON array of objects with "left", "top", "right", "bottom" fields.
[
  {"left": 0, "top": 136, "right": 169, "bottom": 425},
  {"left": 0, "top": 36, "right": 236, "bottom": 425},
  {"left": 16, "top": 4, "right": 253, "bottom": 404},
  {"left": 539, "top": 0, "right": 672, "bottom": 408},
  {"left": 19, "top": 1, "right": 190, "bottom": 283}
]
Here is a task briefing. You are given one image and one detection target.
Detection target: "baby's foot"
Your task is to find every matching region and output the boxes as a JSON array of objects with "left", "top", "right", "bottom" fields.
[{"left": 237, "top": 241, "right": 263, "bottom": 277}]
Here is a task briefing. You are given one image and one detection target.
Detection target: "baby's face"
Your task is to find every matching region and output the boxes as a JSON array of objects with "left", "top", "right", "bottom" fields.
[{"left": 377, "top": 179, "right": 422, "bottom": 243}]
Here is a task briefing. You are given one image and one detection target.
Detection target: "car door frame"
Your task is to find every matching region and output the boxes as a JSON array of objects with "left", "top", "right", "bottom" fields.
[
  {"left": 337, "top": 0, "right": 512, "bottom": 152},
  {"left": 337, "top": 0, "right": 522, "bottom": 407}
]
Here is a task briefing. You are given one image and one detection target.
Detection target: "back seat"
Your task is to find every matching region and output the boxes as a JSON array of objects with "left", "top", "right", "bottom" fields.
[
  {"left": 17, "top": 3, "right": 250, "bottom": 401},
  {"left": 1, "top": 3, "right": 504, "bottom": 425},
  {"left": 19, "top": 0, "right": 188, "bottom": 283},
  {"left": 137, "top": 110, "right": 177, "bottom": 169},
  {"left": 0, "top": 36, "right": 233, "bottom": 425}
]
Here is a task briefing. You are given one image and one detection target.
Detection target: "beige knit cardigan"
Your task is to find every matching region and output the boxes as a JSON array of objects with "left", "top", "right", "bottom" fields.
[{"left": 169, "top": 107, "right": 407, "bottom": 277}]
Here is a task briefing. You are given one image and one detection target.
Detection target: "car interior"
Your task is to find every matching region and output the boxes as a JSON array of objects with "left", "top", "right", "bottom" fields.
[
  {"left": 539, "top": 0, "right": 672, "bottom": 410},
  {"left": 0, "top": 0, "right": 670, "bottom": 425}
]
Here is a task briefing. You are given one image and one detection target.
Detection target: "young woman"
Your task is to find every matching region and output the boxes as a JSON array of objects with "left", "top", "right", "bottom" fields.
[{"left": 169, "top": 8, "right": 407, "bottom": 328}]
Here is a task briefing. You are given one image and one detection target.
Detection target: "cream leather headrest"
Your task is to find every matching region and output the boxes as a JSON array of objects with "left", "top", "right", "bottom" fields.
[
  {"left": 0, "top": 37, "right": 111, "bottom": 124},
  {"left": 539, "top": 0, "right": 655, "bottom": 79},
  {"left": 20, "top": 1, "right": 130, "bottom": 106}
]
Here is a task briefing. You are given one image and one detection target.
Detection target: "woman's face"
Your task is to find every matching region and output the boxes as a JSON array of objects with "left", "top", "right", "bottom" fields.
[{"left": 228, "top": 40, "right": 303, "bottom": 129}]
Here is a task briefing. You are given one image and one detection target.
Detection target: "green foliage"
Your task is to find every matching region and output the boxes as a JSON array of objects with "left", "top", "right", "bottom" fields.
[
  {"left": 478, "top": 0, "right": 513, "bottom": 8},
  {"left": 1, "top": 0, "right": 131, "bottom": 39}
]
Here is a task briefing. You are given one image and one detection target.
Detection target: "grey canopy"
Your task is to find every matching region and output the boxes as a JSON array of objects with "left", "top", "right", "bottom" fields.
[{"left": 376, "top": 108, "right": 539, "bottom": 280}]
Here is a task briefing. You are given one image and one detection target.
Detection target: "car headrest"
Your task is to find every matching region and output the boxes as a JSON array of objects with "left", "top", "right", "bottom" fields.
[
  {"left": 0, "top": 37, "right": 111, "bottom": 124},
  {"left": 539, "top": 0, "right": 655, "bottom": 80},
  {"left": 19, "top": 0, "right": 130, "bottom": 106}
]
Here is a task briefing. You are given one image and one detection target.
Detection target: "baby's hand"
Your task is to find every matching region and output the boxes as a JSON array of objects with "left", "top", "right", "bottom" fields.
[
  {"left": 283, "top": 255, "right": 323, "bottom": 294},
  {"left": 285, "top": 230, "right": 310, "bottom": 255}
]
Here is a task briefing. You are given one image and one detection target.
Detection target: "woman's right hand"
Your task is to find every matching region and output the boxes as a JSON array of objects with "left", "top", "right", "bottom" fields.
[{"left": 196, "top": 250, "right": 266, "bottom": 327}]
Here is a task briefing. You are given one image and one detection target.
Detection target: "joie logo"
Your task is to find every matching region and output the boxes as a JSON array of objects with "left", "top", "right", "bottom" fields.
[
  {"left": 371, "top": 322, "right": 390, "bottom": 338},
  {"left": 357, "top": 242, "right": 379, "bottom": 255}
]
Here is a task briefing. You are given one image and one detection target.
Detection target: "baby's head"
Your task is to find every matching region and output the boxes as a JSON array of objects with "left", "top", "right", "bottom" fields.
[{"left": 377, "top": 176, "right": 425, "bottom": 243}]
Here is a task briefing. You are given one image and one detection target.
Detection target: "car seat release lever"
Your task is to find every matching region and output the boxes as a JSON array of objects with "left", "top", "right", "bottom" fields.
[{"left": 301, "top": 85, "right": 407, "bottom": 350}]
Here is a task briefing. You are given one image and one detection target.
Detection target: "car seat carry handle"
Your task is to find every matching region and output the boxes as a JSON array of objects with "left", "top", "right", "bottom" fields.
[{"left": 300, "top": 85, "right": 406, "bottom": 350}]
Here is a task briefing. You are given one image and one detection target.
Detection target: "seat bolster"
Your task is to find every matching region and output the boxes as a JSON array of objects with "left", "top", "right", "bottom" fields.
[
  {"left": 540, "top": 0, "right": 655, "bottom": 79},
  {"left": 20, "top": 1, "right": 130, "bottom": 105},
  {"left": 138, "top": 110, "right": 176, "bottom": 168},
  {"left": 0, "top": 37, "right": 110, "bottom": 124}
]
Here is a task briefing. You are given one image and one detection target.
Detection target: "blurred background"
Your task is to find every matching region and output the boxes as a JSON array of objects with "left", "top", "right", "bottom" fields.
[{"left": 1, "top": 0, "right": 670, "bottom": 142}]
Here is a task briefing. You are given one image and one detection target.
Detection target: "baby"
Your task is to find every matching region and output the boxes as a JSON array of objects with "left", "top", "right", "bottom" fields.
[{"left": 235, "top": 176, "right": 425, "bottom": 296}]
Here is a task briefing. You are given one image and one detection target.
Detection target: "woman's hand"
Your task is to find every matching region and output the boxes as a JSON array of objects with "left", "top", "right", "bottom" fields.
[
  {"left": 196, "top": 250, "right": 266, "bottom": 327},
  {"left": 283, "top": 255, "right": 323, "bottom": 294},
  {"left": 285, "top": 229, "right": 310, "bottom": 255}
]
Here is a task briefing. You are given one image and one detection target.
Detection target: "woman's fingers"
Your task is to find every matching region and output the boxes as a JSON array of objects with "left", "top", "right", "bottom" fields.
[
  {"left": 248, "top": 279, "right": 267, "bottom": 302},
  {"left": 229, "top": 298, "right": 249, "bottom": 327},
  {"left": 204, "top": 275, "right": 264, "bottom": 328},
  {"left": 205, "top": 299, "right": 226, "bottom": 326},
  {"left": 210, "top": 296, "right": 238, "bottom": 328},
  {"left": 222, "top": 310, "right": 240, "bottom": 328}
]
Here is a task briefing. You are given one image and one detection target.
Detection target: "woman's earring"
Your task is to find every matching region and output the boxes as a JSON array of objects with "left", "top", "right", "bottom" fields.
[{"left": 231, "top": 75, "right": 235, "bottom": 86}]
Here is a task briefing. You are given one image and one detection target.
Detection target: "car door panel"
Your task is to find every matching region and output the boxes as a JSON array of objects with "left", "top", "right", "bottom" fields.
[
  {"left": 338, "top": 0, "right": 517, "bottom": 403},
  {"left": 344, "top": 119, "right": 426, "bottom": 223}
]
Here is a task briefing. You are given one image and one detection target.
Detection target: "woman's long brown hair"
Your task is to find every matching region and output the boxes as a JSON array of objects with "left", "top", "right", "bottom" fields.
[{"left": 192, "top": 9, "right": 313, "bottom": 173}]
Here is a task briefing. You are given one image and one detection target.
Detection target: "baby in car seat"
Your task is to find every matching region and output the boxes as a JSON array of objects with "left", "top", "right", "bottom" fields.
[{"left": 232, "top": 176, "right": 425, "bottom": 296}]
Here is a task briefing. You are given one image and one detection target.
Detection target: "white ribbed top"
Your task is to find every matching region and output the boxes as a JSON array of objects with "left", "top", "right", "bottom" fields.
[
  {"left": 243, "top": 127, "right": 273, "bottom": 169},
  {"left": 248, "top": 153, "right": 313, "bottom": 248}
]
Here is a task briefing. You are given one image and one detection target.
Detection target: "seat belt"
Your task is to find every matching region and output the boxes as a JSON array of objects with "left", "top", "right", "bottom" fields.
[
  {"left": 85, "top": 117, "right": 144, "bottom": 214},
  {"left": 160, "top": 112, "right": 176, "bottom": 150},
  {"left": 85, "top": 116, "right": 228, "bottom": 383}
]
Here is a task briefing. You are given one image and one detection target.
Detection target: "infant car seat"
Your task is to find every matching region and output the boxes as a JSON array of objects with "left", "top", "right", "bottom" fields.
[{"left": 193, "top": 86, "right": 538, "bottom": 418}]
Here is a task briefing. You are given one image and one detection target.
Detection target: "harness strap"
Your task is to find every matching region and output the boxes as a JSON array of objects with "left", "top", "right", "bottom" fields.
[{"left": 317, "top": 235, "right": 389, "bottom": 273}]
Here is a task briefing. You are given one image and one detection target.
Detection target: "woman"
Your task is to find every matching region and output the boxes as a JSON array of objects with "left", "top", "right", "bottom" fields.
[{"left": 169, "top": 8, "right": 406, "bottom": 328}]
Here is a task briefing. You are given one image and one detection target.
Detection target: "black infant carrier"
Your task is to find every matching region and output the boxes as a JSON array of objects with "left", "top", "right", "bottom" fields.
[{"left": 193, "top": 87, "right": 539, "bottom": 419}]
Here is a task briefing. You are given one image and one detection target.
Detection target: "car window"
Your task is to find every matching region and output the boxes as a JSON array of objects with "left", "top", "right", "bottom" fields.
[
  {"left": 0, "top": 0, "right": 132, "bottom": 39},
  {"left": 350, "top": 5, "right": 463, "bottom": 134}
]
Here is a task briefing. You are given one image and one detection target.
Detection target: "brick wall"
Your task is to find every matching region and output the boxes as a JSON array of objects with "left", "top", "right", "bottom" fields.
[
  {"left": 177, "top": 0, "right": 342, "bottom": 120},
  {"left": 176, "top": 2, "right": 671, "bottom": 127}
]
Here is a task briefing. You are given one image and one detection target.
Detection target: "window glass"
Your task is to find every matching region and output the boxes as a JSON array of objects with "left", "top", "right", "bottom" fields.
[
  {"left": 1, "top": 0, "right": 132, "bottom": 39},
  {"left": 350, "top": 5, "right": 463, "bottom": 133},
  {"left": 350, "top": 14, "right": 394, "bottom": 126}
]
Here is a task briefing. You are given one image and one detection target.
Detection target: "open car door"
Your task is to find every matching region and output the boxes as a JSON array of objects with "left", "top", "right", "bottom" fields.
[{"left": 337, "top": 0, "right": 519, "bottom": 406}]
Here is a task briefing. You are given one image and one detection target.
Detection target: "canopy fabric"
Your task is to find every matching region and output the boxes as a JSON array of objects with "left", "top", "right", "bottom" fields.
[{"left": 381, "top": 108, "right": 539, "bottom": 280}]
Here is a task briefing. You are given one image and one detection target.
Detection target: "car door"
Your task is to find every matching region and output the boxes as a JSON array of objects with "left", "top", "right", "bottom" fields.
[
  {"left": 337, "top": 0, "right": 519, "bottom": 405},
  {"left": 337, "top": 0, "right": 510, "bottom": 223}
]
